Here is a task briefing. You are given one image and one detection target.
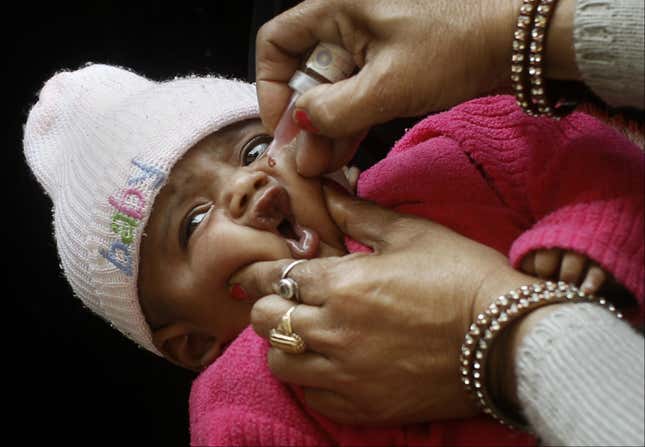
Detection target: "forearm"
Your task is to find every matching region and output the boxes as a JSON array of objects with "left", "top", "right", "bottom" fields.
[
  {"left": 499, "top": 303, "right": 645, "bottom": 445},
  {"left": 511, "top": 0, "right": 644, "bottom": 108},
  {"left": 545, "top": 0, "right": 581, "bottom": 80}
]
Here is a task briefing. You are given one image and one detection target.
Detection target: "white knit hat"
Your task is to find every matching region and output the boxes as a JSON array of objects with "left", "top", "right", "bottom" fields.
[{"left": 24, "top": 64, "right": 259, "bottom": 355}]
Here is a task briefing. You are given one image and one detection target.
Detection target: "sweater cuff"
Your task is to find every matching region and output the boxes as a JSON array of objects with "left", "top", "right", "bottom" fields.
[
  {"left": 509, "top": 204, "right": 645, "bottom": 307},
  {"left": 574, "top": 0, "right": 645, "bottom": 108},
  {"left": 516, "top": 303, "right": 644, "bottom": 446}
]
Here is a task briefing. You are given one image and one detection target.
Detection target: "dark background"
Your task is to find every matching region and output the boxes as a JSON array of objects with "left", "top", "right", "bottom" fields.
[
  {"left": 7, "top": 2, "right": 408, "bottom": 445},
  {"left": 7, "top": 2, "right": 283, "bottom": 446},
  {"left": 8, "top": 2, "right": 641, "bottom": 446}
]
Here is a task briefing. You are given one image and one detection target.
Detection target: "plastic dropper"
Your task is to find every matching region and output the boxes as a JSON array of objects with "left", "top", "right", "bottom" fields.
[{"left": 266, "top": 43, "right": 356, "bottom": 190}]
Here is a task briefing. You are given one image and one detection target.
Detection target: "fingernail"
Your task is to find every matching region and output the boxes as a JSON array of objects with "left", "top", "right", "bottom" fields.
[
  {"left": 580, "top": 278, "right": 594, "bottom": 294},
  {"left": 230, "top": 283, "right": 249, "bottom": 301},
  {"left": 293, "top": 108, "right": 319, "bottom": 133}
]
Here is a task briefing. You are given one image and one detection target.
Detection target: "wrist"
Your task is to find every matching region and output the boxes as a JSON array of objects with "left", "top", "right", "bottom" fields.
[
  {"left": 472, "top": 266, "right": 536, "bottom": 320},
  {"left": 510, "top": 0, "right": 585, "bottom": 117},
  {"left": 470, "top": 267, "right": 538, "bottom": 405},
  {"left": 485, "top": 0, "right": 525, "bottom": 91},
  {"left": 544, "top": 0, "right": 580, "bottom": 80},
  {"left": 463, "top": 280, "right": 624, "bottom": 430},
  {"left": 467, "top": 267, "right": 537, "bottom": 412},
  {"left": 487, "top": 303, "right": 565, "bottom": 411}
]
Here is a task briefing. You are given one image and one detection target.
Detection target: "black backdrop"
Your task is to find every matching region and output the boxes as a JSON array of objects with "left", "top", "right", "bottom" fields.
[
  {"left": 8, "top": 3, "right": 278, "bottom": 445},
  {"left": 7, "top": 2, "right": 412, "bottom": 445}
]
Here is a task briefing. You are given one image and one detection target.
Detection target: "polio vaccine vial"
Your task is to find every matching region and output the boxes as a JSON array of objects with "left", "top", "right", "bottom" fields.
[
  {"left": 266, "top": 42, "right": 357, "bottom": 192},
  {"left": 267, "top": 42, "right": 356, "bottom": 155}
]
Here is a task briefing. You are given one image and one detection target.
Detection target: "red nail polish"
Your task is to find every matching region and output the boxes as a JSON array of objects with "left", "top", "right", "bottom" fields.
[
  {"left": 293, "top": 108, "right": 319, "bottom": 133},
  {"left": 230, "top": 284, "right": 249, "bottom": 301}
]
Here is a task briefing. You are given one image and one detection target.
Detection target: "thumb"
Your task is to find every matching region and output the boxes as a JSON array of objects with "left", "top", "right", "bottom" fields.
[
  {"left": 296, "top": 131, "right": 365, "bottom": 178},
  {"left": 297, "top": 58, "right": 407, "bottom": 138},
  {"left": 322, "top": 182, "right": 409, "bottom": 250}
]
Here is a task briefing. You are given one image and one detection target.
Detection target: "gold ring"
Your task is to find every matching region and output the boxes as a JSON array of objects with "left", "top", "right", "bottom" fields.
[{"left": 269, "top": 306, "right": 306, "bottom": 354}]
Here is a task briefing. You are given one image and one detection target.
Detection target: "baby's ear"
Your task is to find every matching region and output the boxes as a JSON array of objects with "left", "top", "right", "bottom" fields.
[{"left": 152, "top": 323, "right": 221, "bottom": 371}]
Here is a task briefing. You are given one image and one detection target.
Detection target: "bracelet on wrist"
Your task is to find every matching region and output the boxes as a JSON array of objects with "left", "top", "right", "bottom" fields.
[
  {"left": 459, "top": 281, "right": 623, "bottom": 431},
  {"left": 511, "top": 0, "right": 579, "bottom": 118},
  {"left": 511, "top": 0, "right": 539, "bottom": 114}
]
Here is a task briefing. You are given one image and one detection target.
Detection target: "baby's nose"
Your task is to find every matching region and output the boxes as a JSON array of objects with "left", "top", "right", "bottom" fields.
[{"left": 227, "top": 171, "right": 269, "bottom": 219}]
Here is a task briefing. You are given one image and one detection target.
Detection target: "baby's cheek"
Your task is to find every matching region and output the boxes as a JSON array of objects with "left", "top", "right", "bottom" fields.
[
  {"left": 222, "top": 230, "right": 292, "bottom": 266},
  {"left": 196, "top": 222, "right": 291, "bottom": 279},
  {"left": 267, "top": 143, "right": 341, "bottom": 243}
]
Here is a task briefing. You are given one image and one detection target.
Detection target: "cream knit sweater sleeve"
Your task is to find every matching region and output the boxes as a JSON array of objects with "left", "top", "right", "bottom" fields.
[
  {"left": 516, "top": 303, "right": 645, "bottom": 446},
  {"left": 574, "top": 0, "right": 645, "bottom": 108}
]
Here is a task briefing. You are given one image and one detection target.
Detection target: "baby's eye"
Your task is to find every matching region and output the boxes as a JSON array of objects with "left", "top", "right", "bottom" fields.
[
  {"left": 183, "top": 204, "right": 213, "bottom": 245},
  {"left": 241, "top": 135, "right": 272, "bottom": 165}
]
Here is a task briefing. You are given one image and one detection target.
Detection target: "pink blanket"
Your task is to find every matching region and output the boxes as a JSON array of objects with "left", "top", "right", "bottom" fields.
[{"left": 190, "top": 96, "right": 644, "bottom": 446}]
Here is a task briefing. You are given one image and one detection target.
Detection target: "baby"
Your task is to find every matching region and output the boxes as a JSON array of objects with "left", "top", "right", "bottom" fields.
[{"left": 24, "top": 64, "right": 643, "bottom": 446}]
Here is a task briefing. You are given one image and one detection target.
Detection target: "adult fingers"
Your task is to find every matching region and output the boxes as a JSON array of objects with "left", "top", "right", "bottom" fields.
[
  {"left": 344, "top": 166, "right": 361, "bottom": 192},
  {"left": 256, "top": 80, "right": 296, "bottom": 137},
  {"left": 266, "top": 349, "right": 336, "bottom": 388},
  {"left": 251, "top": 294, "right": 335, "bottom": 354},
  {"left": 323, "top": 183, "right": 431, "bottom": 250},
  {"left": 257, "top": 1, "right": 415, "bottom": 139},
  {"left": 231, "top": 257, "right": 340, "bottom": 306},
  {"left": 294, "top": 132, "right": 333, "bottom": 178},
  {"left": 295, "top": 131, "right": 365, "bottom": 177},
  {"left": 229, "top": 259, "right": 287, "bottom": 300},
  {"left": 255, "top": 0, "right": 352, "bottom": 131},
  {"left": 295, "top": 56, "right": 413, "bottom": 138}
]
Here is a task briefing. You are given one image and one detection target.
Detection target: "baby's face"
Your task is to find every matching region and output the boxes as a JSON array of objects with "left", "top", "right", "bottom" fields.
[{"left": 139, "top": 119, "right": 346, "bottom": 370}]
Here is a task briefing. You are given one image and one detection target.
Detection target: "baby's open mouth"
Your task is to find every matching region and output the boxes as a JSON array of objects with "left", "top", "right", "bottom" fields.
[
  {"left": 278, "top": 218, "right": 297, "bottom": 240},
  {"left": 279, "top": 217, "right": 320, "bottom": 259},
  {"left": 252, "top": 185, "right": 320, "bottom": 259}
]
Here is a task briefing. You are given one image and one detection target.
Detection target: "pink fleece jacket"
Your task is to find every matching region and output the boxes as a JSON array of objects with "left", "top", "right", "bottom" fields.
[{"left": 189, "top": 96, "right": 644, "bottom": 446}]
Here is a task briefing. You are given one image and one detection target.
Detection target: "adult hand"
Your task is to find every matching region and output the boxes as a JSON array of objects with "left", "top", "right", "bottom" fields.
[
  {"left": 256, "top": 0, "right": 519, "bottom": 177},
  {"left": 231, "top": 185, "right": 537, "bottom": 425}
]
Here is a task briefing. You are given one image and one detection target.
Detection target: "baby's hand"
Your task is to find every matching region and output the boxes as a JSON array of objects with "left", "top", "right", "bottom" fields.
[{"left": 520, "top": 249, "right": 608, "bottom": 294}]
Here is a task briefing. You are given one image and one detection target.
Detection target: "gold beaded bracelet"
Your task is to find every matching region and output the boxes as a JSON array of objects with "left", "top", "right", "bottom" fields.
[
  {"left": 512, "top": 0, "right": 579, "bottom": 118},
  {"left": 459, "top": 281, "right": 623, "bottom": 431},
  {"left": 511, "top": 0, "right": 540, "bottom": 114}
]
